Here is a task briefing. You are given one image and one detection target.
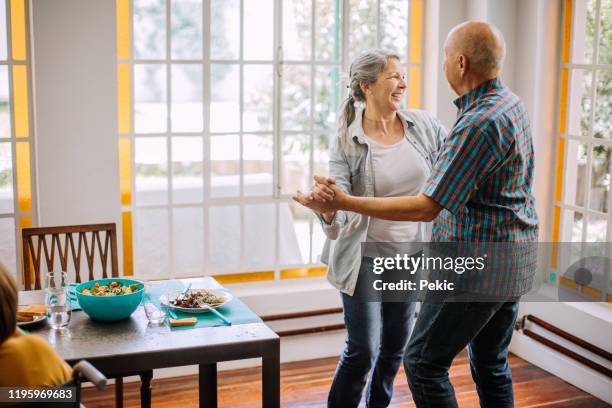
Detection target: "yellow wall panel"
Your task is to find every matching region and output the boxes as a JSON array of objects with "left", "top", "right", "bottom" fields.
[
  {"left": 122, "top": 211, "right": 134, "bottom": 276},
  {"left": 119, "top": 139, "right": 132, "bottom": 206},
  {"left": 409, "top": 0, "right": 423, "bottom": 65},
  {"left": 116, "top": 0, "right": 130, "bottom": 60},
  {"left": 15, "top": 141, "right": 30, "bottom": 212},
  {"left": 558, "top": 69, "right": 568, "bottom": 134},
  {"left": 551, "top": 206, "right": 561, "bottom": 268},
  {"left": 562, "top": 0, "right": 573, "bottom": 64},
  {"left": 10, "top": 0, "right": 26, "bottom": 60},
  {"left": 554, "top": 138, "right": 565, "bottom": 202},
  {"left": 408, "top": 67, "right": 421, "bottom": 109},
  {"left": 214, "top": 271, "right": 275, "bottom": 284},
  {"left": 281, "top": 267, "right": 327, "bottom": 279},
  {"left": 117, "top": 64, "right": 131, "bottom": 134},
  {"left": 12, "top": 65, "right": 29, "bottom": 138}
]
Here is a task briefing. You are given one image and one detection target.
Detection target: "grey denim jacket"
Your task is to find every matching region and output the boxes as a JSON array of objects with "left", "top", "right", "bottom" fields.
[{"left": 316, "top": 107, "right": 448, "bottom": 295}]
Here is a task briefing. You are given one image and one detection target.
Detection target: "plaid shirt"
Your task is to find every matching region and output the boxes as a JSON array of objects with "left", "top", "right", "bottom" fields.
[
  {"left": 422, "top": 78, "right": 538, "bottom": 295},
  {"left": 423, "top": 78, "right": 538, "bottom": 242}
]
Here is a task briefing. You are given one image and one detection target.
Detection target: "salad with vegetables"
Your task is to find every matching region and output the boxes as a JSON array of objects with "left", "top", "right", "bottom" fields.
[{"left": 79, "top": 281, "right": 142, "bottom": 296}]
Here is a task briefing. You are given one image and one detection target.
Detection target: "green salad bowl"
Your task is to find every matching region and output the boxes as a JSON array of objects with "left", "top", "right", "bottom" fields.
[{"left": 75, "top": 278, "right": 144, "bottom": 322}]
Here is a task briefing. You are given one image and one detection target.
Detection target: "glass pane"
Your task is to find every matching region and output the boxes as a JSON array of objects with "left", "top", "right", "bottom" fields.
[
  {"left": 313, "top": 133, "right": 330, "bottom": 178},
  {"left": 135, "top": 208, "right": 169, "bottom": 278},
  {"left": 243, "top": 0, "right": 273, "bottom": 60},
  {"left": 279, "top": 202, "right": 310, "bottom": 265},
  {"left": 594, "top": 70, "right": 611, "bottom": 139},
  {"left": 172, "top": 137, "right": 202, "bottom": 204},
  {"left": 173, "top": 207, "right": 204, "bottom": 275},
  {"left": 586, "top": 214, "right": 607, "bottom": 242},
  {"left": 561, "top": 209, "right": 584, "bottom": 242},
  {"left": 0, "top": 142, "right": 12, "bottom": 213},
  {"left": 243, "top": 134, "right": 273, "bottom": 196},
  {"left": 283, "top": 65, "right": 311, "bottom": 131},
  {"left": 0, "top": 63, "right": 7, "bottom": 139},
  {"left": 567, "top": 69, "right": 592, "bottom": 137},
  {"left": 211, "top": 134, "right": 239, "bottom": 197},
  {"left": 380, "top": 0, "right": 409, "bottom": 62},
  {"left": 312, "top": 218, "right": 326, "bottom": 263},
  {"left": 589, "top": 144, "right": 611, "bottom": 213},
  {"left": 210, "top": 64, "right": 239, "bottom": 132},
  {"left": 564, "top": 140, "right": 587, "bottom": 207},
  {"left": 135, "top": 137, "right": 168, "bottom": 205},
  {"left": 315, "top": 0, "right": 341, "bottom": 61},
  {"left": 282, "top": 133, "right": 310, "bottom": 195},
  {"left": 134, "top": 64, "right": 167, "bottom": 133},
  {"left": 134, "top": 0, "right": 166, "bottom": 60},
  {"left": 171, "top": 0, "right": 202, "bottom": 59},
  {"left": 244, "top": 203, "right": 275, "bottom": 269},
  {"left": 349, "top": 0, "right": 377, "bottom": 63},
  {"left": 570, "top": 0, "right": 596, "bottom": 64},
  {"left": 599, "top": 0, "right": 612, "bottom": 64},
  {"left": 314, "top": 66, "right": 339, "bottom": 131},
  {"left": 211, "top": 0, "right": 239, "bottom": 60},
  {"left": 243, "top": 64, "right": 273, "bottom": 131},
  {"left": 209, "top": 205, "right": 240, "bottom": 272},
  {"left": 0, "top": 217, "right": 15, "bottom": 275},
  {"left": 171, "top": 64, "right": 203, "bottom": 132},
  {"left": 283, "top": 0, "right": 311, "bottom": 61},
  {"left": 0, "top": 0, "right": 6, "bottom": 60}
]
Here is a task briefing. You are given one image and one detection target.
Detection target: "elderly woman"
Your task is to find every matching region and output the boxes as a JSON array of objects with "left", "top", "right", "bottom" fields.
[
  {"left": 295, "top": 49, "right": 446, "bottom": 407},
  {"left": 0, "top": 263, "right": 72, "bottom": 386}
]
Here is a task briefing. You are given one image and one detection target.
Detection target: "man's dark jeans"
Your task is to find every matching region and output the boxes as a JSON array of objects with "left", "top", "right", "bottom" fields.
[{"left": 404, "top": 298, "right": 519, "bottom": 408}]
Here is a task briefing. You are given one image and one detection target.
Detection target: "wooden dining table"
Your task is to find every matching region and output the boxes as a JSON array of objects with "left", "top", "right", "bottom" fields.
[{"left": 18, "top": 277, "right": 280, "bottom": 408}]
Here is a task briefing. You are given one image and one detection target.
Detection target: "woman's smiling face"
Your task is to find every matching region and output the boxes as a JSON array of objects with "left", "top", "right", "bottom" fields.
[{"left": 362, "top": 57, "right": 406, "bottom": 112}]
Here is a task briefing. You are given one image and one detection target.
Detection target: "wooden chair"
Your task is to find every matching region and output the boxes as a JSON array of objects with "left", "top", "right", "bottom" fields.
[
  {"left": 22, "top": 223, "right": 119, "bottom": 290},
  {"left": 21, "top": 223, "right": 152, "bottom": 408}
]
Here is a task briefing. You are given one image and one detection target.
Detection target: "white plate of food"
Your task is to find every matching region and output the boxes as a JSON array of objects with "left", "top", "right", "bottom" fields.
[
  {"left": 160, "top": 289, "right": 233, "bottom": 314},
  {"left": 17, "top": 314, "right": 47, "bottom": 327}
]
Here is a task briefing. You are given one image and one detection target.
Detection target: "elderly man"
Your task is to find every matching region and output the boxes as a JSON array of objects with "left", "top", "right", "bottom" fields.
[{"left": 295, "top": 21, "right": 538, "bottom": 407}]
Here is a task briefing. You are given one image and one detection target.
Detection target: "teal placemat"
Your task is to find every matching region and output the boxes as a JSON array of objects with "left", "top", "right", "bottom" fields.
[{"left": 168, "top": 297, "right": 262, "bottom": 330}]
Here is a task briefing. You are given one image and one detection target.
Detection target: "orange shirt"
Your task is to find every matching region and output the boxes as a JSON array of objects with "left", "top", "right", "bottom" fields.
[{"left": 0, "top": 334, "right": 72, "bottom": 387}]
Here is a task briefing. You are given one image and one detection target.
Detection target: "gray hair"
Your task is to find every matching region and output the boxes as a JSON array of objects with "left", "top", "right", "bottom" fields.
[{"left": 338, "top": 49, "right": 400, "bottom": 132}]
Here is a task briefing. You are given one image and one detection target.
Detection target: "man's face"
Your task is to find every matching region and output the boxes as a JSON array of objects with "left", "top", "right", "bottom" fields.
[{"left": 443, "top": 46, "right": 461, "bottom": 96}]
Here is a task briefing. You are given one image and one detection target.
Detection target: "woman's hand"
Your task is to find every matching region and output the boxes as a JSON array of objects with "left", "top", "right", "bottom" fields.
[{"left": 293, "top": 176, "right": 349, "bottom": 213}]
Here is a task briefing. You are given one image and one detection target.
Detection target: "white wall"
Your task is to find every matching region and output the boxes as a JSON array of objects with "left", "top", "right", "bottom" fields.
[{"left": 31, "top": 0, "right": 120, "bottom": 232}]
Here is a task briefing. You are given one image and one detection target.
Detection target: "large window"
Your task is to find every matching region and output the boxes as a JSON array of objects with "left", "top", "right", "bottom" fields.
[
  {"left": 553, "top": 0, "right": 611, "bottom": 300},
  {"left": 117, "top": 0, "right": 424, "bottom": 281},
  {"left": 0, "top": 0, "right": 35, "bottom": 285}
]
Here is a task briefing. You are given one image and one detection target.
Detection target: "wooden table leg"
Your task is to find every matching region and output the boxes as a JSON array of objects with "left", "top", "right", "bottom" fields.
[
  {"left": 262, "top": 338, "right": 280, "bottom": 408},
  {"left": 115, "top": 377, "right": 123, "bottom": 408},
  {"left": 139, "top": 370, "right": 153, "bottom": 408},
  {"left": 199, "top": 363, "right": 217, "bottom": 408}
]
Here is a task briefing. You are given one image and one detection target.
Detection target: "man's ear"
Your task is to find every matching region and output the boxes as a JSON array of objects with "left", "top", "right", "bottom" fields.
[{"left": 458, "top": 54, "right": 468, "bottom": 77}]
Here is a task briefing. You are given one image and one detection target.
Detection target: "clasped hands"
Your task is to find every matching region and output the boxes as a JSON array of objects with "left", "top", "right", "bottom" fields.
[{"left": 292, "top": 175, "right": 348, "bottom": 215}]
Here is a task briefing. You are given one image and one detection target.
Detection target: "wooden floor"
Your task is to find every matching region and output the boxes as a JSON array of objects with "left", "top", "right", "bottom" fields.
[{"left": 81, "top": 352, "right": 610, "bottom": 408}]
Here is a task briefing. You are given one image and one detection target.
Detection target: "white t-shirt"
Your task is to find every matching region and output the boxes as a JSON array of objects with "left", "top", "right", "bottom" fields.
[{"left": 366, "top": 137, "right": 429, "bottom": 242}]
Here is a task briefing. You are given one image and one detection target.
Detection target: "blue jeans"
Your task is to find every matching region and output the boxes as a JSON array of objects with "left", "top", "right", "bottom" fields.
[
  {"left": 404, "top": 299, "right": 519, "bottom": 408},
  {"left": 328, "top": 260, "right": 416, "bottom": 408}
]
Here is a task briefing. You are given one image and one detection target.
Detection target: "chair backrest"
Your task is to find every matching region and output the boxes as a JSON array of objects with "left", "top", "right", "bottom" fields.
[{"left": 21, "top": 223, "right": 119, "bottom": 290}]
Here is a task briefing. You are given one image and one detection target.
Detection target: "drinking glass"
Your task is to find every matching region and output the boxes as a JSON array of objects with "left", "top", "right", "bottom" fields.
[
  {"left": 142, "top": 282, "right": 167, "bottom": 324},
  {"left": 45, "top": 272, "right": 71, "bottom": 329}
]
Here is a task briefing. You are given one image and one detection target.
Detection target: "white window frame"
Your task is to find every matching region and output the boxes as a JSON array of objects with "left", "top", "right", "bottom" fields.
[{"left": 125, "top": 0, "right": 421, "bottom": 280}]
